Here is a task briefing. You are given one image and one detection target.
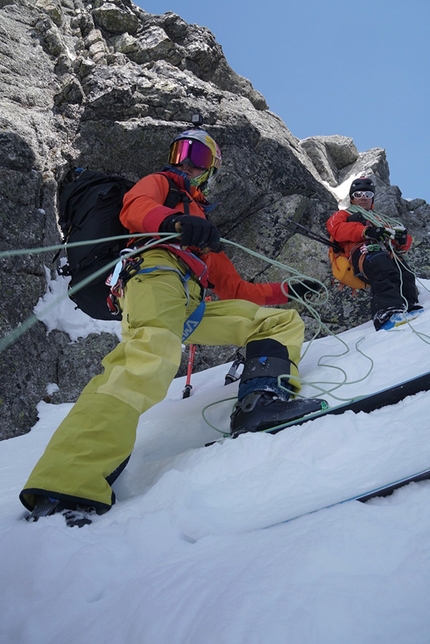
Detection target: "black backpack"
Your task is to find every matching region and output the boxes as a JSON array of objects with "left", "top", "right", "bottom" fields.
[{"left": 58, "top": 169, "right": 183, "bottom": 320}]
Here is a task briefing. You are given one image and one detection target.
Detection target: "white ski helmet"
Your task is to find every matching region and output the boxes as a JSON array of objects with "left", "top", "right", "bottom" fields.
[{"left": 168, "top": 129, "right": 222, "bottom": 189}]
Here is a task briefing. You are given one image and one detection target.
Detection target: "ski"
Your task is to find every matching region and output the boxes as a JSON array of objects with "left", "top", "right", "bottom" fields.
[
  {"left": 265, "top": 368, "right": 430, "bottom": 435},
  {"left": 356, "top": 468, "right": 430, "bottom": 502},
  {"left": 205, "top": 369, "right": 430, "bottom": 446},
  {"left": 262, "top": 466, "right": 430, "bottom": 531}
]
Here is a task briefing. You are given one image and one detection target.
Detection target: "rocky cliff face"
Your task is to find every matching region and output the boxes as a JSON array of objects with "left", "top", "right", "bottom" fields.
[{"left": 1, "top": 0, "right": 429, "bottom": 439}]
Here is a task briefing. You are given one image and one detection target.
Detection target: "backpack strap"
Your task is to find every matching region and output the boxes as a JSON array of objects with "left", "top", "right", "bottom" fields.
[{"left": 156, "top": 173, "right": 191, "bottom": 215}]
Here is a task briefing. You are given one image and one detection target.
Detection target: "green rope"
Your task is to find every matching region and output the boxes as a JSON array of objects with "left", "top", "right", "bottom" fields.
[
  {"left": 199, "top": 238, "right": 429, "bottom": 436},
  {"left": 0, "top": 233, "right": 178, "bottom": 353},
  {"left": 0, "top": 230, "right": 402, "bottom": 379},
  {"left": 347, "top": 204, "right": 403, "bottom": 229},
  {"left": 0, "top": 232, "right": 178, "bottom": 259},
  {"left": 2, "top": 231, "right": 429, "bottom": 437},
  {"left": 201, "top": 396, "right": 237, "bottom": 437}
]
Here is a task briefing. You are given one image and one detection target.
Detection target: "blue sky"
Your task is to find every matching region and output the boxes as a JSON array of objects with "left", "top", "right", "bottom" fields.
[{"left": 134, "top": 0, "right": 430, "bottom": 203}]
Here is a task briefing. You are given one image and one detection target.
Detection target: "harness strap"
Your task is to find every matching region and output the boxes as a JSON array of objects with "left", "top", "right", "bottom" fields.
[
  {"left": 357, "top": 252, "right": 368, "bottom": 280},
  {"left": 136, "top": 265, "right": 206, "bottom": 342},
  {"left": 353, "top": 243, "right": 392, "bottom": 282}
]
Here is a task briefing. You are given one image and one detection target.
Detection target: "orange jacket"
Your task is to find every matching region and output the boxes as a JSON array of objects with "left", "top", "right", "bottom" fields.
[
  {"left": 120, "top": 171, "right": 288, "bottom": 306},
  {"left": 326, "top": 208, "right": 412, "bottom": 258}
]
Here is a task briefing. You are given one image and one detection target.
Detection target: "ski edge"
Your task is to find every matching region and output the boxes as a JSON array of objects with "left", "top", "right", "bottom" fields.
[{"left": 356, "top": 467, "right": 430, "bottom": 502}]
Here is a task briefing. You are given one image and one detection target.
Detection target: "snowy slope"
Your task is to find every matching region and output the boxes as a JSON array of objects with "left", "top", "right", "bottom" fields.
[{"left": 1, "top": 282, "right": 430, "bottom": 643}]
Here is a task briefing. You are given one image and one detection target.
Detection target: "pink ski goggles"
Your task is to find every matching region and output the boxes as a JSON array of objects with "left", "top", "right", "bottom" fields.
[{"left": 169, "top": 139, "right": 213, "bottom": 170}]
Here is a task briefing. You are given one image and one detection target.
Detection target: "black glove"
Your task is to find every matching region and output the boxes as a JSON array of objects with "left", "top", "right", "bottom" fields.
[
  {"left": 363, "top": 226, "right": 393, "bottom": 242},
  {"left": 161, "top": 214, "right": 221, "bottom": 252},
  {"left": 394, "top": 227, "right": 408, "bottom": 246},
  {"left": 288, "top": 280, "right": 322, "bottom": 300}
]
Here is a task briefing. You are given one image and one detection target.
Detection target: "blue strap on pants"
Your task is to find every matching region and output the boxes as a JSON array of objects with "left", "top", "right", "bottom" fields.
[{"left": 136, "top": 265, "right": 206, "bottom": 342}]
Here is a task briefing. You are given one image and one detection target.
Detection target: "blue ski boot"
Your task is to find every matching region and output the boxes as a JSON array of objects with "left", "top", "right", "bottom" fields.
[{"left": 230, "top": 339, "right": 326, "bottom": 438}]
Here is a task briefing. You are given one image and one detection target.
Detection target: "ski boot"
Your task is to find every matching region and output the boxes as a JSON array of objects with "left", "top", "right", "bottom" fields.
[
  {"left": 230, "top": 339, "right": 326, "bottom": 438},
  {"left": 26, "top": 496, "right": 96, "bottom": 528},
  {"left": 373, "top": 307, "right": 404, "bottom": 331},
  {"left": 230, "top": 391, "right": 326, "bottom": 437}
]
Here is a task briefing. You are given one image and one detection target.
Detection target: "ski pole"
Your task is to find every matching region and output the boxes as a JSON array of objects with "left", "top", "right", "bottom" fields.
[
  {"left": 285, "top": 218, "right": 342, "bottom": 252},
  {"left": 183, "top": 343, "right": 197, "bottom": 398},
  {"left": 182, "top": 296, "right": 212, "bottom": 399}
]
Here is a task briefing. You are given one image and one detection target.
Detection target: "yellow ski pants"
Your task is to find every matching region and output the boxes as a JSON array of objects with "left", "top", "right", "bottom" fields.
[{"left": 20, "top": 249, "right": 304, "bottom": 511}]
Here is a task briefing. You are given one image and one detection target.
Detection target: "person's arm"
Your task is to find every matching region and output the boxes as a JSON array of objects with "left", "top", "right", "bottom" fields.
[
  {"left": 326, "top": 209, "right": 366, "bottom": 243},
  {"left": 392, "top": 229, "right": 413, "bottom": 253},
  {"left": 204, "top": 250, "right": 290, "bottom": 306}
]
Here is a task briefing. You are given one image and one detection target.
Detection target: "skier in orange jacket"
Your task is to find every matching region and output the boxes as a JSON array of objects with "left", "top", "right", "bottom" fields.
[
  {"left": 327, "top": 176, "right": 420, "bottom": 330},
  {"left": 20, "top": 123, "right": 323, "bottom": 524}
]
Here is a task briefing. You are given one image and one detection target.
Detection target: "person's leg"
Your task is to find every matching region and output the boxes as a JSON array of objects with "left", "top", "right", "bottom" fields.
[
  {"left": 187, "top": 298, "right": 322, "bottom": 434},
  {"left": 20, "top": 251, "right": 190, "bottom": 512},
  {"left": 397, "top": 259, "right": 420, "bottom": 310},
  {"left": 188, "top": 298, "right": 304, "bottom": 389},
  {"left": 362, "top": 251, "right": 406, "bottom": 316}
]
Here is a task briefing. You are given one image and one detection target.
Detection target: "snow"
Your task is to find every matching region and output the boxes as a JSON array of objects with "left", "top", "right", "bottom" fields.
[
  {"left": 324, "top": 174, "right": 368, "bottom": 209},
  {"left": 34, "top": 265, "right": 122, "bottom": 342},
  {"left": 2, "top": 280, "right": 430, "bottom": 643}
]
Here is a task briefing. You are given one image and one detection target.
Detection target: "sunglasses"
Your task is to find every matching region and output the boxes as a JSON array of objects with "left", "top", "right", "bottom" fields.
[
  {"left": 169, "top": 139, "right": 212, "bottom": 170},
  {"left": 352, "top": 191, "right": 374, "bottom": 199}
]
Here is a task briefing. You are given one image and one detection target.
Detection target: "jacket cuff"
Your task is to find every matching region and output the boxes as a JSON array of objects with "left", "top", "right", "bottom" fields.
[{"left": 265, "top": 283, "right": 289, "bottom": 305}]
